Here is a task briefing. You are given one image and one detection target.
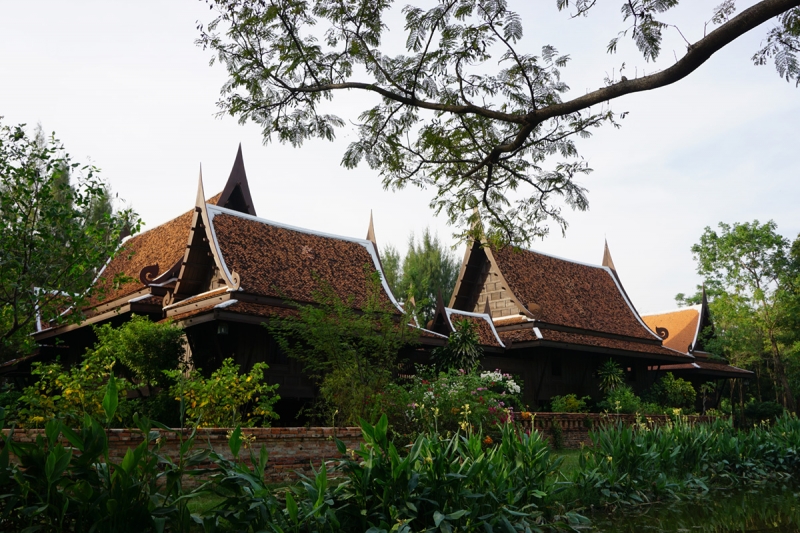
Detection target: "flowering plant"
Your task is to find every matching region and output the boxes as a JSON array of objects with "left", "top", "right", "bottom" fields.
[{"left": 372, "top": 367, "right": 524, "bottom": 438}]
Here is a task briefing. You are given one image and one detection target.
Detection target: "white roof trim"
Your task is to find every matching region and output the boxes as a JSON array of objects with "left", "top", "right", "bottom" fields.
[
  {"left": 163, "top": 287, "right": 229, "bottom": 311},
  {"left": 492, "top": 314, "right": 533, "bottom": 323},
  {"left": 128, "top": 294, "right": 154, "bottom": 303},
  {"left": 215, "top": 299, "right": 238, "bottom": 309},
  {"left": 411, "top": 324, "right": 448, "bottom": 339},
  {"left": 533, "top": 327, "right": 543, "bottom": 339},
  {"left": 444, "top": 308, "right": 505, "bottom": 348},
  {"left": 205, "top": 204, "right": 405, "bottom": 313}
]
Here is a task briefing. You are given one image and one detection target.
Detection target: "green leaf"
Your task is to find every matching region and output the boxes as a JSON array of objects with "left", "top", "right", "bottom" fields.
[
  {"left": 434, "top": 511, "right": 446, "bottom": 527},
  {"left": 102, "top": 375, "right": 119, "bottom": 423},
  {"left": 229, "top": 426, "right": 242, "bottom": 459},
  {"left": 120, "top": 448, "right": 136, "bottom": 473},
  {"left": 60, "top": 425, "right": 84, "bottom": 451},
  {"left": 446, "top": 510, "right": 468, "bottom": 520},
  {"left": 286, "top": 491, "right": 298, "bottom": 523}
]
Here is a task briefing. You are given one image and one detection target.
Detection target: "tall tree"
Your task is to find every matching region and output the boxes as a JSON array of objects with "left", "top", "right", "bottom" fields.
[
  {"left": 382, "top": 228, "right": 460, "bottom": 325},
  {"left": 689, "top": 220, "right": 799, "bottom": 410},
  {"left": 199, "top": 0, "right": 800, "bottom": 245},
  {"left": 0, "top": 121, "right": 139, "bottom": 362}
]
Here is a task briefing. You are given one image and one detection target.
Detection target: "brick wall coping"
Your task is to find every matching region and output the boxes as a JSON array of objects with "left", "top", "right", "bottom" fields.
[{"left": 2, "top": 426, "right": 363, "bottom": 442}]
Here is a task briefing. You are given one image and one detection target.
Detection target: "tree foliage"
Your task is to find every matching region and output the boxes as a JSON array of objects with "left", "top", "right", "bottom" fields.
[
  {"left": 267, "top": 268, "right": 417, "bottom": 425},
  {"left": 382, "top": 228, "right": 460, "bottom": 325},
  {"left": 0, "top": 120, "right": 139, "bottom": 361},
  {"left": 432, "top": 318, "right": 483, "bottom": 372},
  {"left": 688, "top": 220, "right": 800, "bottom": 410},
  {"left": 199, "top": 0, "right": 800, "bottom": 245}
]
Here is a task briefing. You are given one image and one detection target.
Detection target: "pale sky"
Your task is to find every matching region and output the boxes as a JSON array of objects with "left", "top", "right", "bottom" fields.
[{"left": 1, "top": 1, "right": 798, "bottom": 314}]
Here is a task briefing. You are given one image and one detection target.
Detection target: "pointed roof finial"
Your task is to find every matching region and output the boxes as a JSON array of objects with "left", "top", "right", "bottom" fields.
[
  {"left": 218, "top": 144, "right": 257, "bottom": 215},
  {"left": 602, "top": 238, "right": 617, "bottom": 272},
  {"left": 195, "top": 164, "right": 206, "bottom": 208},
  {"left": 366, "top": 210, "right": 377, "bottom": 246},
  {"left": 483, "top": 297, "right": 491, "bottom": 316}
]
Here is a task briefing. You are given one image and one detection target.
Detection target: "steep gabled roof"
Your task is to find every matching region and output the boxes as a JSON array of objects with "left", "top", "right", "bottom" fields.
[
  {"left": 205, "top": 205, "right": 403, "bottom": 311},
  {"left": 491, "top": 246, "right": 661, "bottom": 341},
  {"left": 86, "top": 147, "right": 257, "bottom": 310},
  {"left": 642, "top": 306, "right": 703, "bottom": 354},
  {"left": 86, "top": 193, "right": 222, "bottom": 308}
]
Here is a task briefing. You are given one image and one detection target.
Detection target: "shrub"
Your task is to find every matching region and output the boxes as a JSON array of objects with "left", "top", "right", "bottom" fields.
[
  {"left": 166, "top": 358, "right": 280, "bottom": 428},
  {"left": 268, "top": 268, "right": 416, "bottom": 426},
  {"left": 550, "top": 394, "right": 590, "bottom": 413},
  {"left": 645, "top": 372, "right": 697, "bottom": 411},
  {"left": 432, "top": 318, "right": 483, "bottom": 372},
  {"left": 91, "top": 315, "right": 185, "bottom": 388},
  {"left": 373, "top": 368, "right": 524, "bottom": 438},
  {"left": 596, "top": 359, "right": 624, "bottom": 394},
  {"left": 744, "top": 400, "right": 784, "bottom": 422},
  {"left": 597, "top": 385, "right": 642, "bottom": 414},
  {"left": 16, "top": 352, "right": 130, "bottom": 428}
]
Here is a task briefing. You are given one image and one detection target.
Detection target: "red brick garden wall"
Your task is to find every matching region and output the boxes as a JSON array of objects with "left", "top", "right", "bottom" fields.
[
  {"left": 3, "top": 426, "right": 363, "bottom": 484},
  {"left": 3, "top": 414, "right": 715, "bottom": 483}
]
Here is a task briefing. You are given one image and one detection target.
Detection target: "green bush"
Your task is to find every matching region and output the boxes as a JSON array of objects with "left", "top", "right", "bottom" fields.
[
  {"left": 550, "top": 394, "right": 590, "bottom": 413},
  {"left": 431, "top": 318, "right": 483, "bottom": 372},
  {"left": 645, "top": 372, "right": 697, "bottom": 411},
  {"left": 597, "top": 385, "right": 643, "bottom": 414},
  {"left": 12, "top": 317, "right": 188, "bottom": 428},
  {"left": 16, "top": 353, "right": 131, "bottom": 428},
  {"left": 166, "top": 358, "right": 280, "bottom": 428},
  {"left": 596, "top": 359, "right": 625, "bottom": 394},
  {"left": 744, "top": 400, "right": 784, "bottom": 422}
]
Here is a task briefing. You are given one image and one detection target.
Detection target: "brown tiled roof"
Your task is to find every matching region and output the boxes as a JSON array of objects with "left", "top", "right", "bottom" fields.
[
  {"left": 641, "top": 307, "right": 700, "bottom": 354},
  {"left": 88, "top": 193, "right": 222, "bottom": 308},
  {"left": 498, "top": 326, "right": 688, "bottom": 358},
  {"left": 492, "top": 246, "right": 657, "bottom": 340},
  {"left": 209, "top": 211, "right": 398, "bottom": 310},
  {"left": 656, "top": 361, "right": 753, "bottom": 376},
  {"left": 447, "top": 311, "right": 503, "bottom": 348},
  {"left": 223, "top": 301, "right": 299, "bottom": 319}
]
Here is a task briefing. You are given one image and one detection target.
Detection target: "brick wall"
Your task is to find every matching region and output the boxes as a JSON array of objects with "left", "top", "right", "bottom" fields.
[
  {"left": 523, "top": 412, "right": 716, "bottom": 449},
  {"left": 3, "top": 426, "right": 363, "bottom": 484},
  {"left": 3, "top": 414, "right": 716, "bottom": 484}
]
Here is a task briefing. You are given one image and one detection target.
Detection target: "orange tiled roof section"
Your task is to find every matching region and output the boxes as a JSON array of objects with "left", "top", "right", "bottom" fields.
[
  {"left": 87, "top": 193, "right": 222, "bottom": 308},
  {"left": 448, "top": 312, "right": 502, "bottom": 347},
  {"left": 492, "top": 246, "right": 655, "bottom": 340},
  {"left": 211, "top": 213, "right": 397, "bottom": 310},
  {"left": 641, "top": 308, "right": 699, "bottom": 354},
  {"left": 499, "top": 327, "right": 687, "bottom": 358}
]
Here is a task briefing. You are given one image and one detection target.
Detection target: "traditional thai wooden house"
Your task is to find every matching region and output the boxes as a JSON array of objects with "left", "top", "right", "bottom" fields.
[
  {"left": 29, "top": 147, "right": 749, "bottom": 416},
  {"left": 430, "top": 238, "right": 701, "bottom": 407},
  {"left": 30, "top": 147, "right": 445, "bottom": 421}
]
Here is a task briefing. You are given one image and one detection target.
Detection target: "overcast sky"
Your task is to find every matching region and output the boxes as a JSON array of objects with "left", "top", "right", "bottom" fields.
[{"left": 1, "top": 1, "right": 798, "bottom": 314}]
